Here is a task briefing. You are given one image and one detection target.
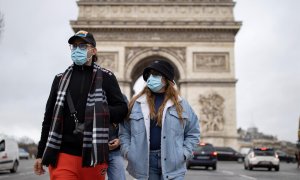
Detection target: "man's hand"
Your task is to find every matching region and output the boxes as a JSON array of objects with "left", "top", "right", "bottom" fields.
[
  {"left": 108, "top": 138, "right": 120, "bottom": 151},
  {"left": 33, "top": 158, "right": 45, "bottom": 175}
]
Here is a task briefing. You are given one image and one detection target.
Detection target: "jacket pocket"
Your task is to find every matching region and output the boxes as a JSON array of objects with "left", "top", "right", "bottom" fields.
[
  {"left": 175, "top": 145, "right": 186, "bottom": 170},
  {"left": 129, "top": 112, "right": 145, "bottom": 135},
  {"left": 169, "top": 110, "right": 189, "bottom": 119},
  {"left": 169, "top": 110, "right": 188, "bottom": 134}
]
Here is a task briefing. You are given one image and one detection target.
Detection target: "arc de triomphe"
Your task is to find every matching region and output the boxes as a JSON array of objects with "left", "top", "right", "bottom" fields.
[{"left": 71, "top": 0, "right": 241, "bottom": 148}]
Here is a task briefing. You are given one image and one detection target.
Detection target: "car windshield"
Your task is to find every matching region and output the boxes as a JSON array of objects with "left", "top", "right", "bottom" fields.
[
  {"left": 194, "top": 145, "right": 214, "bottom": 152},
  {"left": 254, "top": 149, "right": 274, "bottom": 156},
  {"left": 0, "top": 140, "right": 4, "bottom": 152},
  {"left": 19, "top": 148, "right": 26, "bottom": 152},
  {"left": 276, "top": 151, "right": 286, "bottom": 156},
  {"left": 216, "top": 148, "right": 227, "bottom": 151}
]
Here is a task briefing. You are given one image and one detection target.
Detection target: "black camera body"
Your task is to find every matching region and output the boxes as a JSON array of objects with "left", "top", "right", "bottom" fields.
[{"left": 73, "top": 122, "right": 85, "bottom": 134}]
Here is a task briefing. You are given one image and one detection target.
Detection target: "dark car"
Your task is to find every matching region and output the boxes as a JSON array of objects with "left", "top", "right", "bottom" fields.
[
  {"left": 186, "top": 143, "right": 217, "bottom": 170},
  {"left": 215, "top": 147, "right": 244, "bottom": 162},
  {"left": 275, "top": 150, "right": 296, "bottom": 163}
]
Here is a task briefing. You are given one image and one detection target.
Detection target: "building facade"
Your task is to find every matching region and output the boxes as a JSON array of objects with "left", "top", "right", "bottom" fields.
[{"left": 70, "top": 0, "right": 242, "bottom": 148}]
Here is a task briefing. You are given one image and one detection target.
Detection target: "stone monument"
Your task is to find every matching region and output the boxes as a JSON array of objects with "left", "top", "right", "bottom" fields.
[{"left": 70, "top": 0, "right": 241, "bottom": 148}]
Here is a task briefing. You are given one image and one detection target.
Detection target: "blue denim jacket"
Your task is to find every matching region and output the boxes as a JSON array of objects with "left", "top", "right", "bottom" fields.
[{"left": 119, "top": 95, "right": 200, "bottom": 180}]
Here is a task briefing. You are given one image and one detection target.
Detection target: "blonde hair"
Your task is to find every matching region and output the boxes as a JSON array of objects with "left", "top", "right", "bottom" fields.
[{"left": 127, "top": 81, "right": 183, "bottom": 127}]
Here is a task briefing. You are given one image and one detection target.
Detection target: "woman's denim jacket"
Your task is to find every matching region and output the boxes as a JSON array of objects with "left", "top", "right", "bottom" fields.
[{"left": 119, "top": 95, "right": 200, "bottom": 180}]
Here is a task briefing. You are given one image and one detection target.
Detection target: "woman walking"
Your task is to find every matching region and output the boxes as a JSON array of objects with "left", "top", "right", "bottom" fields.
[{"left": 119, "top": 60, "right": 200, "bottom": 180}]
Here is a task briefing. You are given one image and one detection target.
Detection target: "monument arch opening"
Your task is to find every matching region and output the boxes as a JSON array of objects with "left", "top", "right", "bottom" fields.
[{"left": 129, "top": 55, "right": 180, "bottom": 96}]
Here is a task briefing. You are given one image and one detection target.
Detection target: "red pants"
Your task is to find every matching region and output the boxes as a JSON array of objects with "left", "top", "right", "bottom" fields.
[{"left": 49, "top": 153, "right": 107, "bottom": 180}]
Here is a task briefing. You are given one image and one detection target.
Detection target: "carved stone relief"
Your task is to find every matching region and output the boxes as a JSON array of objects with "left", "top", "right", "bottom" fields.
[
  {"left": 80, "top": 6, "right": 233, "bottom": 21},
  {"left": 97, "top": 52, "right": 118, "bottom": 72},
  {"left": 125, "top": 47, "right": 186, "bottom": 64},
  {"left": 199, "top": 92, "right": 225, "bottom": 132},
  {"left": 193, "top": 52, "right": 229, "bottom": 72}
]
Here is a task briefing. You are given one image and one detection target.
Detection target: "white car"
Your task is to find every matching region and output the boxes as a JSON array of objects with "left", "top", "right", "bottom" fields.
[
  {"left": 244, "top": 147, "right": 279, "bottom": 171},
  {"left": 0, "top": 138, "right": 19, "bottom": 173},
  {"left": 19, "top": 148, "right": 30, "bottom": 159}
]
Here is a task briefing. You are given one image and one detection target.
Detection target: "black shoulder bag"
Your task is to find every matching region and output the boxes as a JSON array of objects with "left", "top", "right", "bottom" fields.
[{"left": 66, "top": 91, "right": 85, "bottom": 134}]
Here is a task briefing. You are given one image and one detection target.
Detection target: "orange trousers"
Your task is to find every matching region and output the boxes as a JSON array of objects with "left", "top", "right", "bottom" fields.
[{"left": 49, "top": 153, "right": 107, "bottom": 180}]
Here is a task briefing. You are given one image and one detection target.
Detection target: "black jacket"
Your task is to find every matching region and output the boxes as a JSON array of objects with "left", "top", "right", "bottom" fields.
[{"left": 37, "top": 64, "right": 128, "bottom": 158}]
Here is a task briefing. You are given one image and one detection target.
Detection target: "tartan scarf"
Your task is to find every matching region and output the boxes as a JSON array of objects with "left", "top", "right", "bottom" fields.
[{"left": 42, "top": 63, "right": 110, "bottom": 167}]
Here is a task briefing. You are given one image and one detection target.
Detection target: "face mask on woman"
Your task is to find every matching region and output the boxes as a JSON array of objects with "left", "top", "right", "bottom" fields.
[
  {"left": 71, "top": 48, "right": 92, "bottom": 65},
  {"left": 147, "top": 74, "right": 165, "bottom": 92}
]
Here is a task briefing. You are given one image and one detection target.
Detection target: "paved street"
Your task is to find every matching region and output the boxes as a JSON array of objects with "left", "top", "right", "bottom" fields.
[{"left": 0, "top": 159, "right": 299, "bottom": 180}]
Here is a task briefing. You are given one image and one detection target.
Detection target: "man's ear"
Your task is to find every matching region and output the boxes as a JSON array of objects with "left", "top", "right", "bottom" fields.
[{"left": 92, "top": 47, "right": 97, "bottom": 55}]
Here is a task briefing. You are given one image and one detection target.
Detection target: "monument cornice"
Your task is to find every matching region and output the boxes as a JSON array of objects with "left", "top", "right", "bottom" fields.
[
  {"left": 70, "top": 20, "right": 241, "bottom": 33},
  {"left": 78, "top": 0, "right": 235, "bottom": 6},
  {"left": 69, "top": 28, "right": 238, "bottom": 42}
]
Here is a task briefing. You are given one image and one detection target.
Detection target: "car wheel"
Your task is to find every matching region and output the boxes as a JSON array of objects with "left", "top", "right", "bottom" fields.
[
  {"left": 212, "top": 164, "right": 217, "bottom": 170},
  {"left": 268, "top": 167, "right": 271, "bottom": 171},
  {"left": 249, "top": 165, "right": 253, "bottom": 170},
  {"left": 275, "top": 166, "right": 279, "bottom": 171},
  {"left": 186, "top": 162, "right": 190, "bottom": 169},
  {"left": 10, "top": 161, "right": 18, "bottom": 173},
  {"left": 244, "top": 164, "right": 248, "bottom": 170}
]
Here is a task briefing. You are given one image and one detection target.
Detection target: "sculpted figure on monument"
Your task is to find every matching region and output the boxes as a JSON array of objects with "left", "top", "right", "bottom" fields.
[{"left": 199, "top": 92, "right": 225, "bottom": 132}]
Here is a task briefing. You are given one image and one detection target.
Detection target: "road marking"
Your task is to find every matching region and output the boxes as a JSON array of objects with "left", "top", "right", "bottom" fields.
[
  {"left": 0, "top": 175, "right": 10, "bottom": 180},
  {"left": 280, "top": 171, "right": 299, "bottom": 176},
  {"left": 18, "top": 171, "right": 34, "bottom": 176},
  {"left": 221, "top": 170, "right": 234, "bottom": 175},
  {"left": 0, "top": 171, "right": 47, "bottom": 179},
  {"left": 24, "top": 166, "right": 34, "bottom": 170},
  {"left": 239, "top": 174, "right": 257, "bottom": 180}
]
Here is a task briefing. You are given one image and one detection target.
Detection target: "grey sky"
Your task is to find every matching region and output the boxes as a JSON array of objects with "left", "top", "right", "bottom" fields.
[{"left": 0, "top": 0, "right": 299, "bottom": 143}]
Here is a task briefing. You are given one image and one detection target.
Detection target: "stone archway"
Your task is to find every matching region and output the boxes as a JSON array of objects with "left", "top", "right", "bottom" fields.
[
  {"left": 71, "top": 0, "right": 241, "bottom": 150},
  {"left": 124, "top": 48, "right": 184, "bottom": 96},
  {"left": 128, "top": 56, "right": 180, "bottom": 96}
]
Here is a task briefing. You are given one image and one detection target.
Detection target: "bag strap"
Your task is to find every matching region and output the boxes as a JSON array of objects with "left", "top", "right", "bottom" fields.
[{"left": 66, "top": 91, "right": 79, "bottom": 123}]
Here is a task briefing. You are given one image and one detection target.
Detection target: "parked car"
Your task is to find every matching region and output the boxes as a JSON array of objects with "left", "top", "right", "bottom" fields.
[
  {"left": 186, "top": 143, "right": 217, "bottom": 170},
  {"left": 275, "top": 150, "right": 295, "bottom": 163},
  {"left": 244, "top": 147, "right": 279, "bottom": 171},
  {"left": 0, "top": 138, "right": 19, "bottom": 173},
  {"left": 240, "top": 147, "right": 251, "bottom": 158},
  {"left": 215, "top": 146, "right": 244, "bottom": 162},
  {"left": 19, "top": 148, "right": 30, "bottom": 159}
]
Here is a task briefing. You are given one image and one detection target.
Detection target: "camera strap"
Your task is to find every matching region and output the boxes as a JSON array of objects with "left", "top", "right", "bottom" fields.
[{"left": 66, "top": 91, "right": 79, "bottom": 123}]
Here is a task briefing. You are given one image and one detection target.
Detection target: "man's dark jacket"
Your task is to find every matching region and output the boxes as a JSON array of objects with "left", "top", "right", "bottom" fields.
[{"left": 37, "top": 64, "right": 128, "bottom": 158}]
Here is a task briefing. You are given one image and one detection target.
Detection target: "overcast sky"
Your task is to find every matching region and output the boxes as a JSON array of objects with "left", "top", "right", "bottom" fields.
[{"left": 0, "top": 0, "right": 299, "bottom": 144}]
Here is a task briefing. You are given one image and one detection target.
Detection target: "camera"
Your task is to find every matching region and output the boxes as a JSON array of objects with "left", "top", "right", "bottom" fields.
[{"left": 73, "top": 122, "right": 85, "bottom": 134}]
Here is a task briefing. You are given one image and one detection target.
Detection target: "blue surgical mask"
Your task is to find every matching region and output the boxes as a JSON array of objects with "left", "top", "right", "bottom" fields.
[
  {"left": 147, "top": 75, "right": 165, "bottom": 92},
  {"left": 71, "top": 48, "right": 88, "bottom": 65}
]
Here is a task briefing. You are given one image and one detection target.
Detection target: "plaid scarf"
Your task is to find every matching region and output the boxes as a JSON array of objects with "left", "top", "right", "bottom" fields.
[{"left": 42, "top": 63, "right": 110, "bottom": 167}]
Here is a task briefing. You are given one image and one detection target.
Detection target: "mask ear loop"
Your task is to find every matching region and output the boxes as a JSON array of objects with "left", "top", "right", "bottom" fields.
[{"left": 86, "top": 48, "right": 94, "bottom": 61}]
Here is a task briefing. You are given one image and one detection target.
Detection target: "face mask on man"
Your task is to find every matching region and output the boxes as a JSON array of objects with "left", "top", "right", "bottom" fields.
[
  {"left": 71, "top": 48, "right": 92, "bottom": 65},
  {"left": 146, "top": 74, "right": 165, "bottom": 92}
]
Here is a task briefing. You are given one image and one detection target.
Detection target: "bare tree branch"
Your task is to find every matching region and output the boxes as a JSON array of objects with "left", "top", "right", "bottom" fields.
[{"left": 0, "top": 11, "right": 4, "bottom": 39}]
